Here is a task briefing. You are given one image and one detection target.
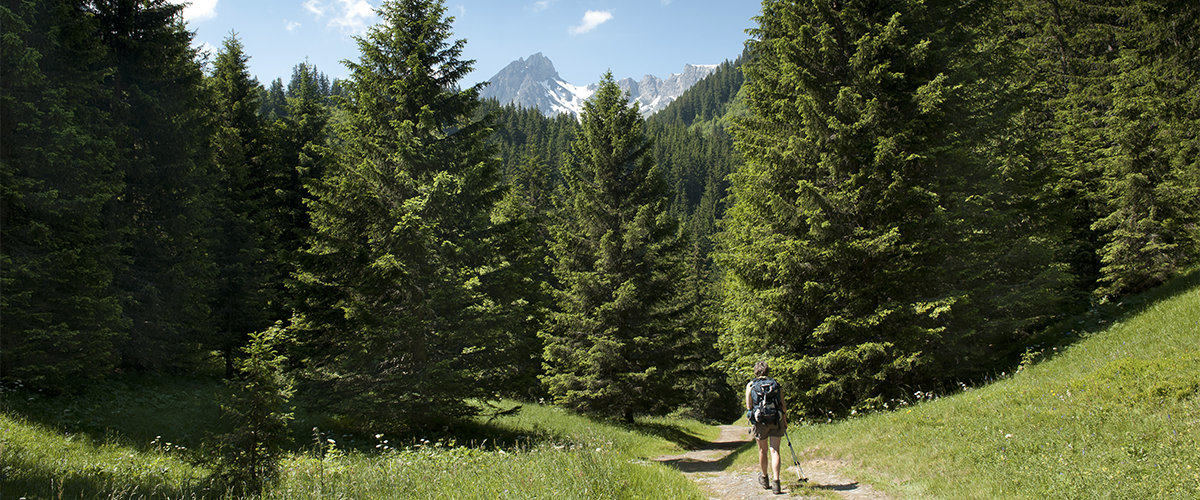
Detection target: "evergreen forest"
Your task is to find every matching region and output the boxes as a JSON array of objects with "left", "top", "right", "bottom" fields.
[{"left": 3, "top": 0, "right": 1198, "bottom": 455}]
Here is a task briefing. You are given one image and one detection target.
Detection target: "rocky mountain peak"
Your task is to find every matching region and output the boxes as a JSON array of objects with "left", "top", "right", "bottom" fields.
[{"left": 481, "top": 53, "right": 717, "bottom": 118}]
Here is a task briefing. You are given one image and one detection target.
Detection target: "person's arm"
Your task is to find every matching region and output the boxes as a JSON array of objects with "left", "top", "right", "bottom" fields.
[{"left": 745, "top": 382, "right": 754, "bottom": 411}]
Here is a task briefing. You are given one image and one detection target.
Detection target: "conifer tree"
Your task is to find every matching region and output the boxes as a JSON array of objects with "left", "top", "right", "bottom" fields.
[
  {"left": 88, "top": 0, "right": 216, "bottom": 371},
  {"left": 212, "top": 324, "right": 294, "bottom": 495},
  {"left": 258, "top": 78, "right": 287, "bottom": 122},
  {"left": 1, "top": 0, "right": 124, "bottom": 388},
  {"left": 719, "top": 0, "right": 1073, "bottom": 416},
  {"left": 270, "top": 61, "right": 333, "bottom": 314},
  {"left": 1006, "top": 0, "right": 1200, "bottom": 299},
  {"left": 542, "top": 73, "right": 695, "bottom": 423},
  {"left": 208, "top": 33, "right": 276, "bottom": 377},
  {"left": 293, "top": 0, "right": 527, "bottom": 430}
]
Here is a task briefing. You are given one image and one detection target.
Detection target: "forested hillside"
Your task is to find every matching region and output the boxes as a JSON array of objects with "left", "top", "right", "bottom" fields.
[
  {"left": 3, "top": 0, "right": 1197, "bottom": 445},
  {"left": 719, "top": 0, "right": 1199, "bottom": 416}
]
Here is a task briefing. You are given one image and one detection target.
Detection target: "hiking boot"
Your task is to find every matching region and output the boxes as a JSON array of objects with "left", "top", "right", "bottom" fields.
[
  {"left": 758, "top": 474, "right": 770, "bottom": 489},
  {"left": 772, "top": 479, "right": 782, "bottom": 494}
]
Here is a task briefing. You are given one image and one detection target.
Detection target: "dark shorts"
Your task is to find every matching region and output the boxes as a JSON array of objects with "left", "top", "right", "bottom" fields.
[{"left": 749, "top": 420, "right": 786, "bottom": 440}]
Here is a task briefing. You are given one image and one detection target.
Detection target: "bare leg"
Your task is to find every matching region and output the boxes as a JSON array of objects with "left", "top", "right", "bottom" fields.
[
  {"left": 769, "top": 436, "right": 782, "bottom": 481},
  {"left": 757, "top": 438, "right": 771, "bottom": 478}
]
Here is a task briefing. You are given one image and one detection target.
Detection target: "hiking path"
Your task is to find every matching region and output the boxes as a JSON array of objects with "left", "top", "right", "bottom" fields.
[{"left": 652, "top": 425, "right": 895, "bottom": 500}]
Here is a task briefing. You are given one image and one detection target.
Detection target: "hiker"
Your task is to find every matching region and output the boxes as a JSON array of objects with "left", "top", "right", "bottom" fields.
[{"left": 746, "top": 360, "right": 787, "bottom": 494}]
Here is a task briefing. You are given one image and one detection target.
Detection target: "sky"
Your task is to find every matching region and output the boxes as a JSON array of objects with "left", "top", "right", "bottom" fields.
[{"left": 176, "top": 0, "right": 762, "bottom": 87}]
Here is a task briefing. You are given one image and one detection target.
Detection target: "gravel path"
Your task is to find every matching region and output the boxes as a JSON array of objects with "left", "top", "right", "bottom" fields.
[{"left": 653, "top": 425, "right": 895, "bottom": 500}]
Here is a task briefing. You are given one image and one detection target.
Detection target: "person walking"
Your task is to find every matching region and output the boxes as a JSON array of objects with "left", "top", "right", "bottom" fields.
[{"left": 746, "top": 361, "right": 787, "bottom": 494}]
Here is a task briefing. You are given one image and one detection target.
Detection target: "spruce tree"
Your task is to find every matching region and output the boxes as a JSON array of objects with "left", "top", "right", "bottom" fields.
[
  {"left": 292, "top": 0, "right": 527, "bottom": 430},
  {"left": 89, "top": 0, "right": 217, "bottom": 371},
  {"left": 258, "top": 78, "right": 287, "bottom": 122},
  {"left": 208, "top": 33, "right": 276, "bottom": 377},
  {"left": 542, "top": 73, "right": 695, "bottom": 423},
  {"left": 1006, "top": 0, "right": 1200, "bottom": 299},
  {"left": 212, "top": 325, "right": 294, "bottom": 495},
  {"left": 719, "top": 0, "right": 1073, "bottom": 417},
  {"left": 272, "top": 61, "right": 332, "bottom": 310},
  {"left": 1, "top": 0, "right": 125, "bottom": 389}
]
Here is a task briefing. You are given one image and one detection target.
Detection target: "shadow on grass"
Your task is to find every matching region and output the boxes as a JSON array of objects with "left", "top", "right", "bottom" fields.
[
  {"left": 952, "top": 266, "right": 1200, "bottom": 390},
  {"left": 1028, "top": 266, "right": 1200, "bottom": 363},
  {"left": 1, "top": 373, "right": 230, "bottom": 454},
  {"left": 621, "top": 419, "right": 711, "bottom": 450},
  {"left": 1, "top": 451, "right": 222, "bottom": 500}
]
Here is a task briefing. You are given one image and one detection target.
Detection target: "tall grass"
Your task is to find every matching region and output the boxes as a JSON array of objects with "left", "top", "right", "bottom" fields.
[
  {"left": 268, "top": 433, "right": 697, "bottom": 499},
  {"left": 782, "top": 269, "right": 1200, "bottom": 499},
  {"left": 8, "top": 276, "right": 1196, "bottom": 499},
  {"left": 0, "top": 412, "right": 209, "bottom": 499},
  {"left": 2, "top": 379, "right": 713, "bottom": 499},
  {"left": 260, "top": 404, "right": 713, "bottom": 500}
]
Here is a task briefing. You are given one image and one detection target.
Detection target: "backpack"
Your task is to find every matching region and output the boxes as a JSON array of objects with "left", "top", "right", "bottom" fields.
[{"left": 748, "top": 377, "right": 782, "bottom": 425}]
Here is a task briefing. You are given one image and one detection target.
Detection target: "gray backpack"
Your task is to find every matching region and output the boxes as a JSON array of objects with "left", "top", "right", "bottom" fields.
[{"left": 749, "top": 377, "right": 781, "bottom": 424}]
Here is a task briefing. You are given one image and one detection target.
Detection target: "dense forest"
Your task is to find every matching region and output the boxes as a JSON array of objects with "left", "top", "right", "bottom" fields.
[{"left": 3, "top": 0, "right": 1198, "bottom": 440}]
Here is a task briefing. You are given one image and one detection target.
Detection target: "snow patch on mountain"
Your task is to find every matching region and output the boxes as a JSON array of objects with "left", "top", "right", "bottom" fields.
[
  {"left": 540, "top": 79, "right": 594, "bottom": 116},
  {"left": 481, "top": 53, "right": 717, "bottom": 118}
]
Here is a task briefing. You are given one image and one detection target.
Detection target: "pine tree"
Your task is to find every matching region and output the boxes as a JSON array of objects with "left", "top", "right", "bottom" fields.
[
  {"left": 1, "top": 0, "right": 125, "bottom": 389},
  {"left": 1006, "top": 0, "right": 1200, "bottom": 299},
  {"left": 208, "top": 33, "right": 276, "bottom": 377},
  {"left": 719, "top": 0, "right": 1074, "bottom": 416},
  {"left": 271, "top": 61, "right": 333, "bottom": 309},
  {"left": 542, "top": 73, "right": 695, "bottom": 423},
  {"left": 212, "top": 325, "right": 294, "bottom": 495},
  {"left": 292, "top": 0, "right": 526, "bottom": 431},
  {"left": 87, "top": 0, "right": 217, "bottom": 371}
]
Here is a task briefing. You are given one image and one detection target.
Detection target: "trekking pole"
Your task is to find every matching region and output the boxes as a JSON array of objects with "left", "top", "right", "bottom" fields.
[{"left": 783, "top": 427, "right": 808, "bottom": 482}]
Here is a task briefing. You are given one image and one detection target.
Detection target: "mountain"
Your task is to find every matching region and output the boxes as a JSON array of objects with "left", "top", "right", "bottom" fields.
[{"left": 480, "top": 52, "right": 718, "bottom": 118}]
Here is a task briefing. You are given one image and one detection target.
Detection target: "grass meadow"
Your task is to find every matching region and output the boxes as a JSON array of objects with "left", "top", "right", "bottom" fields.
[
  {"left": 764, "top": 268, "right": 1200, "bottom": 499},
  {"left": 4, "top": 269, "right": 1198, "bottom": 499},
  {"left": 1, "top": 381, "right": 713, "bottom": 499}
]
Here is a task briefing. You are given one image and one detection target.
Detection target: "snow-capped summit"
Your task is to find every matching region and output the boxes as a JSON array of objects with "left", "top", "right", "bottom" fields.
[
  {"left": 480, "top": 53, "right": 717, "bottom": 118},
  {"left": 480, "top": 53, "right": 594, "bottom": 118}
]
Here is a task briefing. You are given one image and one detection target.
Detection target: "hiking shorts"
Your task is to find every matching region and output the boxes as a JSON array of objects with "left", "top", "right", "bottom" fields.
[{"left": 749, "top": 420, "right": 786, "bottom": 440}]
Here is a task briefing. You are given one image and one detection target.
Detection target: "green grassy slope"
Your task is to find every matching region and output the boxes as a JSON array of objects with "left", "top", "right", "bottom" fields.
[
  {"left": 1, "top": 379, "right": 715, "bottom": 499},
  {"left": 781, "top": 269, "right": 1200, "bottom": 499},
  {"left": 4, "top": 271, "right": 1196, "bottom": 499}
]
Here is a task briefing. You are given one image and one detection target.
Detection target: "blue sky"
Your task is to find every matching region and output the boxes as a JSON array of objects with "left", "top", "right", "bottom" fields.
[{"left": 177, "top": 0, "right": 761, "bottom": 87}]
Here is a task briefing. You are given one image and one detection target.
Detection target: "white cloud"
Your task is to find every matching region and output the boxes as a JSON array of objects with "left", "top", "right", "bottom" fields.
[
  {"left": 303, "top": 0, "right": 326, "bottom": 17},
  {"left": 568, "top": 10, "right": 612, "bottom": 35},
  {"left": 175, "top": 0, "right": 217, "bottom": 22},
  {"left": 304, "top": 0, "right": 377, "bottom": 35},
  {"left": 286, "top": 19, "right": 302, "bottom": 31},
  {"left": 532, "top": 0, "right": 555, "bottom": 12},
  {"left": 196, "top": 41, "right": 217, "bottom": 57}
]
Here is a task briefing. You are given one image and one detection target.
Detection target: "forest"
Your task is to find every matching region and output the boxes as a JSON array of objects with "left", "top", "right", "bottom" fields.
[{"left": 3, "top": 0, "right": 1198, "bottom": 460}]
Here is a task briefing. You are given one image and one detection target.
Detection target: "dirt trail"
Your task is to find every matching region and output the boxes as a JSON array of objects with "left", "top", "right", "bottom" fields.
[{"left": 652, "top": 425, "right": 895, "bottom": 500}]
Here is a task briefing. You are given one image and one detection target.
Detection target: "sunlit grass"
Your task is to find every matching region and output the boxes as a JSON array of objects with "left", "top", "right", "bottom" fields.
[
  {"left": 2, "top": 380, "right": 713, "bottom": 499},
  {"left": 267, "top": 437, "right": 699, "bottom": 500},
  {"left": 7, "top": 272, "right": 1197, "bottom": 499},
  {"left": 0, "top": 412, "right": 210, "bottom": 499},
  {"left": 779, "top": 269, "right": 1200, "bottom": 499}
]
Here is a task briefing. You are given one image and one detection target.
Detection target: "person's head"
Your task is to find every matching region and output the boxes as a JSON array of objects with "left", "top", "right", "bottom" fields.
[{"left": 753, "top": 361, "right": 769, "bottom": 378}]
